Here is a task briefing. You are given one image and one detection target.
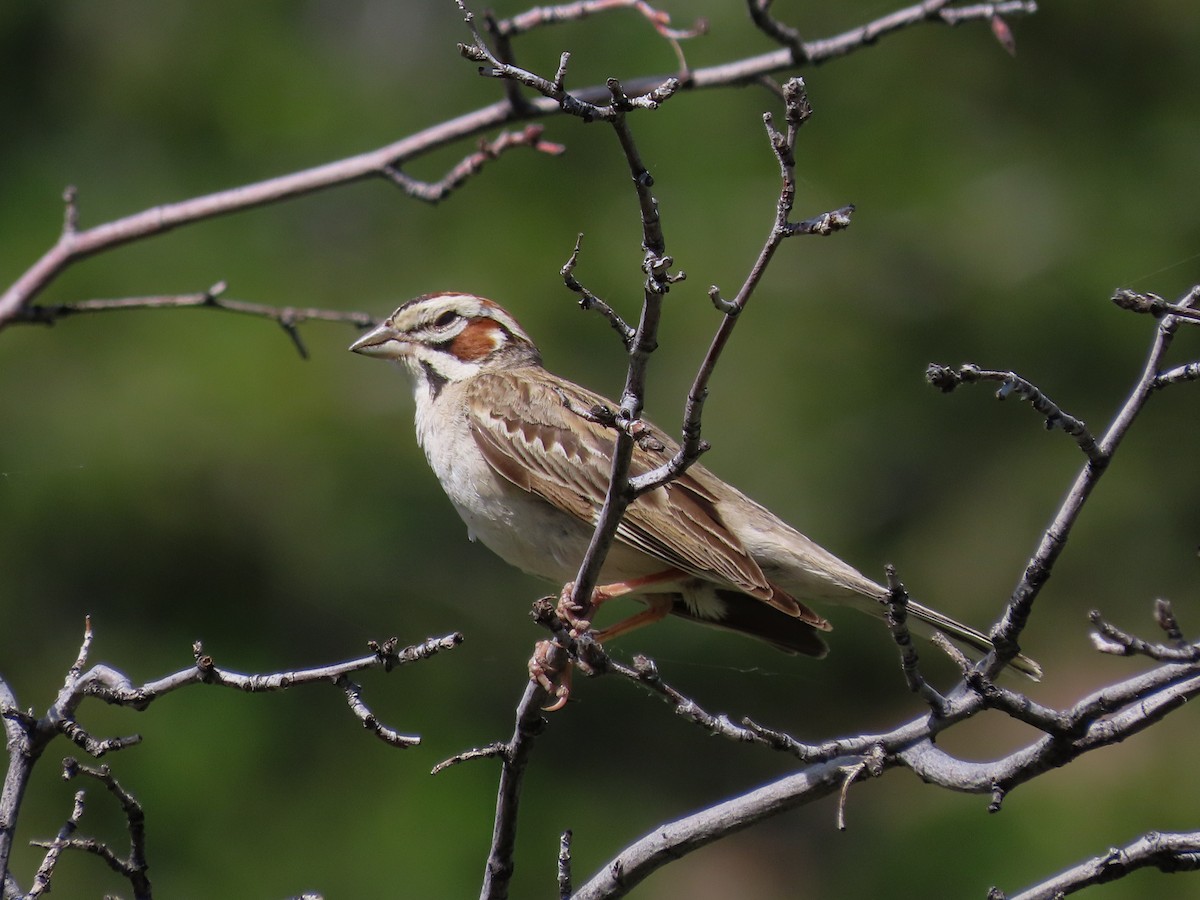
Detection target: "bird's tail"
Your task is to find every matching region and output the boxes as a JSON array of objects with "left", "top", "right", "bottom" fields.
[
  {"left": 669, "top": 592, "right": 831, "bottom": 658},
  {"left": 908, "top": 600, "right": 1042, "bottom": 681}
]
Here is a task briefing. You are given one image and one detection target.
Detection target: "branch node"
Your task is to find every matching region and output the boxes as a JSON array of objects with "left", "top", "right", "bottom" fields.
[
  {"left": 551, "top": 51, "right": 570, "bottom": 92},
  {"left": 707, "top": 285, "right": 739, "bottom": 315},
  {"left": 62, "top": 185, "right": 80, "bottom": 236},
  {"left": 835, "top": 762, "right": 863, "bottom": 831},
  {"left": 989, "top": 783, "right": 1006, "bottom": 813}
]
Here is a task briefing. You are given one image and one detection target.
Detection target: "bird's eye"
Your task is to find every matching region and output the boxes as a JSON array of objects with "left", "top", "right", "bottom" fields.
[{"left": 433, "top": 311, "right": 459, "bottom": 328}]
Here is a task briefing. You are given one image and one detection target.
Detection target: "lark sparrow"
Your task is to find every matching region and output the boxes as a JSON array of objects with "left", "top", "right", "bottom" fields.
[{"left": 350, "top": 292, "right": 1040, "bottom": 679}]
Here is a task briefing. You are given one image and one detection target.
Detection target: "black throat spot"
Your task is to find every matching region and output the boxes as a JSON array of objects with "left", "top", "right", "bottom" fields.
[{"left": 420, "top": 360, "right": 449, "bottom": 400}]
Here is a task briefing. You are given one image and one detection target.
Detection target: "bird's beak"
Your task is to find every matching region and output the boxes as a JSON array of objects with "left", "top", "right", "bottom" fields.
[{"left": 349, "top": 321, "right": 403, "bottom": 359}]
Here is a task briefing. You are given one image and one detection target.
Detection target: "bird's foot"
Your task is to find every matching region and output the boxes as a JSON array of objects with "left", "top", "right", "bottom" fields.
[
  {"left": 555, "top": 581, "right": 595, "bottom": 637},
  {"left": 528, "top": 639, "right": 572, "bottom": 712}
]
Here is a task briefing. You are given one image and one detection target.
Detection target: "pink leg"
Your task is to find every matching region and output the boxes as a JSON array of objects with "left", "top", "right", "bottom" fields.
[
  {"left": 557, "top": 568, "right": 684, "bottom": 633},
  {"left": 593, "top": 594, "right": 673, "bottom": 643},
  {"left": 535, "top": 571, "right": 685, "bottom": 712}
]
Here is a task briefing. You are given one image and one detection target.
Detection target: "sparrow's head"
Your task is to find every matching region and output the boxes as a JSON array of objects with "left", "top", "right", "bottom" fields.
[{"left": 350, "top": 292, "right": 542, "bottom": 387}]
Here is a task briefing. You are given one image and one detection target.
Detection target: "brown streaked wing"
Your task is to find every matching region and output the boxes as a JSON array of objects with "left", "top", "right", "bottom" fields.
[{"left": 465, "top": 370, "right": 813, "bottom": 619}]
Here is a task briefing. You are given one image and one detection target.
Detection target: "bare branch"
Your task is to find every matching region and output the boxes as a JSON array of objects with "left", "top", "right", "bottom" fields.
[
  {"left": 382, "top": 125, "right": 565, "bottom": 204},
  {"left": 430, "top": 742, "right": 508, "bottom": 776},
  {"left": 1089, "top": 605, "right": 1200, "bottom": 663},
  {"left": 0, "top": 0, "right": 1034, "bottom": 329},
  {"left": 0, "top": 625, "right": 462, "bottom": 891},
  {"left": 802, "top": 0, "right": 1037, "bottom": 63},
  {"left": 998, "top": 830, "right": 1200, "bottom": 900},
  {"left": 479, "top": 679, "right": 549, "bottom": 900},
  {"left": 567, "top": 642, "right": 1200, "bottom": 897},
  {"left": 1112, "top": 285, "right": 1200, "bottom": 325},
  {"left": 60, "top": 185, "right": 80, "bottom": 236},
  {"left": 489, "top": 0, "right": 706, "bottom": 43},
  {"left": 78, "top": 633, "right": 464, "bottom": 713},
  {"left": 747, "top": 0, "right": 806, "bottom": 62},
  {"left": 475, "top": 13, "right": 690, "bottom": 883},
  {"left": 926, "top": 363, "right": 1101, "bottom": 460},
  {"left": 457, "top": 0, "right": 682, "bottom": 123},
  {"left": 28, "top": 791, "right": 85, "bottom": 898},
  {"left": 609, "top": 655, "right": 772, "bottom": 744},
  {"left": 337, "top": 676, "right": 422, "bottom": 748},
  {"left": 40, "top": 759, "right": 153, "bottom": 899},
  {"left": 560, "top": 236, "right": 635, "bottom": 349},
  {"left": 571, "top": 761, "right": 849, "bottom": 899},
  {"left": 631, "top": 79, "right": 852, "bottom": 500},
  {"left": 12, "top": 282, "right": 375, "bottom": 360},
  {"left": 883, "top": 566, "right": 949, "bottom": 715},
  {"left": 1155, "top": 361, "right": 1200, "bottom": 387},
  {"left": 985, "top": 285, "right": 1198, "bottom": 672}
]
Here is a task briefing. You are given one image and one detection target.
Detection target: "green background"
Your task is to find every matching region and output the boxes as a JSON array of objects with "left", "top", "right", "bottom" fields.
[{"left": 3, "top": 1, "right": 1200, "bottom": 897}]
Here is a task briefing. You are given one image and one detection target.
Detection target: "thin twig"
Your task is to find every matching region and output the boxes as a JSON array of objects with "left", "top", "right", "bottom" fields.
[
  {"left": 560, "top": 236, "right": 635, "bottom": 349},
  {"left": 28, "top": 791, "right": 85, "bottom": 897},
  {"left": 1089, "top": 607, "right": 1200, "bottom": 663},
  {"left": 431, "top": 742, "right": 509, "bottom": 775},
  {"left": 382, "top": 125, "right": 565, "bottom": 203},
  {"left": 337, "top": 676, "right": 423, "bottom": 748},
  {"left": 747, "top": 0, "right": 806, "bottom": 63},
  {"left": 631, "top": 79, "right": 851, "bottom": 499},
  {"left": 490, "top": 0, "right": 706, "bottom": 42},
  {"left": 1112, "top": 286, "right": 1200, "bottom": 325},
  {"left": 986, "top": 286, "right": 1199, "bottom": 672},
  {"left": 50, "top": 759, "right": 153, "bottom": 899},
  {"left": 883, "top": 566, "right": 948, "bottom": 715},
  {"left": 610, "top": 655, "right": 772, "bottom": 744},
  {"left": 82, "top": 632, "right": 463, "bottom": 714},
  {"left": 13, "top": 283, "right": 375, "bottom": 360},
  {"left": 925, "top": 363, "right": 1101, "bottom": 461}
]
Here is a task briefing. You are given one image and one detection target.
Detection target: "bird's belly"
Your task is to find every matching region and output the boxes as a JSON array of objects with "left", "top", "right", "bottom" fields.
[
  {"left": 417, "top": 406, "right": 662, "bottom": 586},
  {"left": 451, "top": 489, "right": 589, "bottom": 582},
  {"left": 446, "top": 480, "right": 662, "bottom": 585},
  {"left": 451, "top": 490, "right": 661, "bottom": 587}
]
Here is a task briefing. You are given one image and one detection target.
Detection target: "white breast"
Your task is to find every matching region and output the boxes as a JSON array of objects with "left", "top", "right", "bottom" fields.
[{"left": 413, "top": 381, "right": 602, "bottom": 584}]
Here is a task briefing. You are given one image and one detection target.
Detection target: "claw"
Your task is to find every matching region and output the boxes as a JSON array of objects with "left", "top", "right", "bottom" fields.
[
  {"left": 533, "top": 571, "right": 684, "bottom": 709},
  {"left": 556, "top": 584, "right": 593, "bottom": 636},
  {"left": 529, "top": 639, "right": 572, "bottom": 711}
]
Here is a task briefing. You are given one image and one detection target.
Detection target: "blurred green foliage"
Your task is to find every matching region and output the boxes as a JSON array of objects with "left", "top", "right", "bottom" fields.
[{"left": 2, "top": 1, "right": 1200, "bottom": 897}]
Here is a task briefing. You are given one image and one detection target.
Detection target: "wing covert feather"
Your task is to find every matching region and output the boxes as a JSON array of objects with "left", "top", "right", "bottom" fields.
[{"left": 465, "top": 371, "right": 811, "bottom": 619}]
